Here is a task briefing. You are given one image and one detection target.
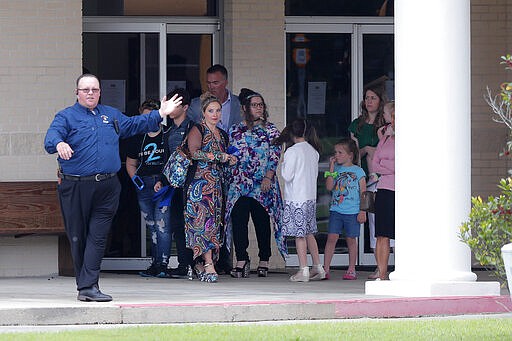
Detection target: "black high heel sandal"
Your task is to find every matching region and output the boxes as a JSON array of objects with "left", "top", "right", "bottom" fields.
[
  {"left": 230, "top": 260, "right": 250, "bottom": 278},
  {"left": 257, "top": 266, "right": 268, "bottom": 277}
]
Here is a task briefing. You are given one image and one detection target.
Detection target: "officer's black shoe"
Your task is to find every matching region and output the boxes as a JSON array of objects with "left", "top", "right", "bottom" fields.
[{"left": 77, "top": 286, "right": 112, "bottom": 302}]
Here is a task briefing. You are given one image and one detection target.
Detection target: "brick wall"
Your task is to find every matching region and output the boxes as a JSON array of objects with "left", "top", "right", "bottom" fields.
[
  {"left": 0, "top": 0, "right": 82, "bottom": 181},
  {"left": 471, "top": 0, "right": 512, "bottom": 197},
  {"left": 0, "top": 236, "right": 58, "bottom": 277},
  {"left": 0, "top": 1, "right": 81, "bottom": 276},
  {"left": 223, "top": 0, "right": 286, "bottom": 129}
]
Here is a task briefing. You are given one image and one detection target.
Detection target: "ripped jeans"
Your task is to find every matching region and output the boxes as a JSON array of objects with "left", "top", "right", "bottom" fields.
[{"left": 136, "top": 175, "right": 171, "bottom": 265}]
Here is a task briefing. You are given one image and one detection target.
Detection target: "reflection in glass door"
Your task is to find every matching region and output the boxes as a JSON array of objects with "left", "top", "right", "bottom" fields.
[
  {"left": 358, "top": 25, "right": 395, "bottom": 266},
  {"left": 83, "top": 32, "right": 160, "bottom": 271},
  {"left": 83, "top": 19, "right": 218, "bottom": 270},
  {"left": 285, "top": 22, "right": 394, "bottom": 268},
  {"left": 166, "top": 34, "right": 212, "bottom": 98},
  {"left": 286, "top": 32, "right": 353, "bottom": 266}
]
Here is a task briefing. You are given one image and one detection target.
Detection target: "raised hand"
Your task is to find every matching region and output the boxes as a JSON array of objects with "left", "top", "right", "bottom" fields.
[{"left": 158, "top": 94, "right": 183, "bottom": 118}]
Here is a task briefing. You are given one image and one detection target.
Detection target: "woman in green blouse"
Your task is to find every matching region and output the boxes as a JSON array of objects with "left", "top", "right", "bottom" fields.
[
  {"left": 348, "top": 84, "right": 387, "bottom": 177},
  {"left": 348, "top": 83, "right": 387, "bottom": 279}
]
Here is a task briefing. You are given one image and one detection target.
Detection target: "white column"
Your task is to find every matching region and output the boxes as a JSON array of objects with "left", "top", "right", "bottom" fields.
[{"left": 366, "top": 0, "right": 499, "bottom": 296}]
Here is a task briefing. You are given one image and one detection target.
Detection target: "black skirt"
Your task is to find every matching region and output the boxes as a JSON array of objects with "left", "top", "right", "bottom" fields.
[{"left": 374, "top": 189, "right": 395, "bottom": 239}]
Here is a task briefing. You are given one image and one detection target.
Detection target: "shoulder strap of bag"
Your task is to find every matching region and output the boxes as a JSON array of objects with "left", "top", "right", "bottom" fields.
[
  {"left": 179, "top": 121, "right": 199, "bottom": 147},
  {"left": 183, "top": 120, "right": 195, "bottom": 138},
  {"left": 220, "top": 129, "right": 229, "bottom": 145}
]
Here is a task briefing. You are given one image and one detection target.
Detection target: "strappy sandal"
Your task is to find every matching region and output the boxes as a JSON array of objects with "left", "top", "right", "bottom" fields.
[
  {"left": 230, "top": 260, "right": 250, "bottom": 278},
  {"left": 193, "top": 264, "right": 206, "bottom": 281},
  {"left": 368, "top": 268, "right": 380, "bottom": 280},
  {"left": 203, "top": 263, "right": 218, "bottom": 283},
  {"left": 187, "top": 265, "right": 195, "bottom": 281},
  {"left": 342, "top": 270, "right": 357, "bottom": 280}
]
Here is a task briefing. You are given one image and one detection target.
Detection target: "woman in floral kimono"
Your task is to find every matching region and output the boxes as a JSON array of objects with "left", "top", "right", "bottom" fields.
[{"left": 225, "top": 88, "right": 287, "bottom": 278}]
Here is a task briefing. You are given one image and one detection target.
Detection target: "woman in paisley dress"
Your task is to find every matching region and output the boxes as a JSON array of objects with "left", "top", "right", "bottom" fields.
[
  {"left": 225, "top": 88, "right": 287, "bottom": 279},
  {"left": 274, "top": 119, "right": 326, "bottom": 282},
  {"left": 184, "top": 92, "right": 237, "bottom": 283}
]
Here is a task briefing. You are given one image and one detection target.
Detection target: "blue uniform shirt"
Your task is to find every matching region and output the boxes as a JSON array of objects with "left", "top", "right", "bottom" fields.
[{"left": 44, "top": 102, "right": 162, "bottom": 176}]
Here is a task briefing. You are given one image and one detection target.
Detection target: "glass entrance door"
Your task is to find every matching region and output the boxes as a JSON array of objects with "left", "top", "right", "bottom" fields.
[
  {"left": 357, "top": 24, "right": 395, "bottom": 266},
  {"left": 285, "top": 31, "right": 353, "bottom": 267},
  {"left": 83, "top": 18, "right": 219, "bottom": 270},
  {"left": 285, "top": 19, "right": 394, "bottom": 268}
]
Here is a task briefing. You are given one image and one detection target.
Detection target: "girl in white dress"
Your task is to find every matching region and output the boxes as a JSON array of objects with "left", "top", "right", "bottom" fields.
[{"left": 274, "top": 120, "right": 326, "bottom": 282}]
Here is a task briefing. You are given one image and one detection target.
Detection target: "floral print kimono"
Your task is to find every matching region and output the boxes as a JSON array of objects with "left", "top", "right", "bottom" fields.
[{"left": 225, "top": 121, "right": 287, "bottom": 259}]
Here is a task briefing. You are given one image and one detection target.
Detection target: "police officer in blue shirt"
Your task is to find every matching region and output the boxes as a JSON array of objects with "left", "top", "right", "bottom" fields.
[{"left": 44, "top": 74, "right": 182, "bottom": 302}]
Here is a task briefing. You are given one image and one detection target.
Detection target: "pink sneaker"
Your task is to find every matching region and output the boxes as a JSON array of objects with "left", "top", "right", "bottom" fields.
[{"left": 342, "top": 271, "right": 357, "bottom": 280}]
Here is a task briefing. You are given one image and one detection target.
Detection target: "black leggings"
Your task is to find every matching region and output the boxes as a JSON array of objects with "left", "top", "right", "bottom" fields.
[{"left": 231, "top": 196, "right": 271, "bottom": 262}]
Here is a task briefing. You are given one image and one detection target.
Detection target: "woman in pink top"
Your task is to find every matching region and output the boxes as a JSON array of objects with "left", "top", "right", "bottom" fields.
[{"left": 372, "top": 101, "right": 395, "bottom": 280}]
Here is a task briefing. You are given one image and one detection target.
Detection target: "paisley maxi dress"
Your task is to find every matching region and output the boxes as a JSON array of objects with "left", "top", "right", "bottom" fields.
[{"left": 184, "top": 123, "right": 230, "bottom": 260}]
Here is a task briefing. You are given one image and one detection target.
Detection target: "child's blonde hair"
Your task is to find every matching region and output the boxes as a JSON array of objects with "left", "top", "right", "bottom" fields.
[
  {"left": 383, "top": 101, "right": 395, "bottom": 114},
  {"left": 335, "top": 138, "right": 359, "bottom": 165}
]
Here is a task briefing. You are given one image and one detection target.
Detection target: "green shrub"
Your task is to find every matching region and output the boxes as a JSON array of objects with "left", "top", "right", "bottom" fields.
[
  {"left": 461, "top": 54, "right": 512, "bottom": 287},
  {"left": 459, "top": 178, "right": 512, "bottom": 285}
]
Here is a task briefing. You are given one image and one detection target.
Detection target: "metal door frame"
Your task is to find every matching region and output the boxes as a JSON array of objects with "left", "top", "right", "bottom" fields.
[
  {"left": 284, "top": 17, "right": 394, "bottom": 267},
  {"left": 356, "top": 23, "right": 395, "bottom": 266},
  {"left": 83, "top": 16, "right": 220, "bottom": 270}
]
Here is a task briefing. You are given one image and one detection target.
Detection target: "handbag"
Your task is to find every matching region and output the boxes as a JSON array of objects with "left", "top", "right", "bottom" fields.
[
  {"left": 163, "top": 137, "right": 191, "bottom": 188},
  {"left": 360, "top": 191, "right": 376, "bottom": 213}
]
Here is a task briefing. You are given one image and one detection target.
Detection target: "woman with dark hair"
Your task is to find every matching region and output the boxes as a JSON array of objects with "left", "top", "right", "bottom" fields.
[
  {"left": 348, "top": 82, "right": 388, "bottom": 279},
  {"left": 184, "top": 92, "right": 237, "bottom": 283},
  {"left": 274, "top": 120, "right": 325, "bottom": 282},
  {"left": 225, "top": 88, "right": 286, "bottom": 278},
  {"left": 349, "top": 83, "right": 387, "bottom": 176}
]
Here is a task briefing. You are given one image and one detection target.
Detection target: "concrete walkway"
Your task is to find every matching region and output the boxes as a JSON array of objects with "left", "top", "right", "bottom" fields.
[{"left": 0, "top": 270, "right": 510, "bottom": 326}]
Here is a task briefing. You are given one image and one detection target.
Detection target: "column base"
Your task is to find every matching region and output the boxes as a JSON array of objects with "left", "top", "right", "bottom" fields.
[{"left": 365, "top": 280, "right": 501, "bottom": 297}]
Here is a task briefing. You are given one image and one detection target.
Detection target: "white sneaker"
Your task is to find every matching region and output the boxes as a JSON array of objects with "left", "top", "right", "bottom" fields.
[
  {"left": 309, "top": 264, "right": 326, "bottom": 281},
  {"left": 290, "top": 267, "right": 310, "bottom": 282}
]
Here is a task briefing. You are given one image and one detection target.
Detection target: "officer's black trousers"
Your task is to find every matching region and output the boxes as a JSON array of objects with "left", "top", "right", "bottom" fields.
[{"left": 58, "top": 176, "right": 121, "bottom": 290}]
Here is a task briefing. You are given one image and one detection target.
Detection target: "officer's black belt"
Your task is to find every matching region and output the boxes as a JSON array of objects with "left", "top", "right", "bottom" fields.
[{"left": 59, "top": 173, "right": 117, "bottom": 182}]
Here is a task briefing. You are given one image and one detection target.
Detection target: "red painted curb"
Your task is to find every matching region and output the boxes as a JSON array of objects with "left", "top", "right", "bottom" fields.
[
  {"left": 118, "top": 295, "right": 512, "bottom": 318},
  {"left": 334, "top": 296, "right": 512, "bottom": 318}
]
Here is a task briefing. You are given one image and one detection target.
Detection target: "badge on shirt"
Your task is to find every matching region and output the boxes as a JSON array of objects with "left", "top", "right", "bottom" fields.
[{"left": 101, "top": 115, "right": 109, "bottom": 124}]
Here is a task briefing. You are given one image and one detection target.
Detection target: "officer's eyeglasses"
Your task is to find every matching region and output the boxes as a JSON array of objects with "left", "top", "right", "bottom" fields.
[{"left": 77, "top": 88, "right": 100, "bottom": 94}]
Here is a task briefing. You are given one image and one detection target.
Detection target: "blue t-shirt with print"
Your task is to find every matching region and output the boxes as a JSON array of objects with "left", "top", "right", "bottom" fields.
[{"left": 329, "top": 164, "right": 366, "bottom": 215}]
